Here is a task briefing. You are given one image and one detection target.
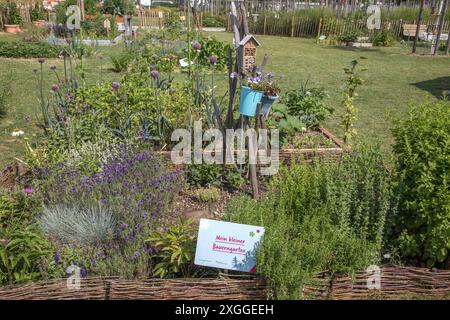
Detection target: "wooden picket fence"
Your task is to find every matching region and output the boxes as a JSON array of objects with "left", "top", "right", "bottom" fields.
[
  {"left": 247, "top": 14, "right": 450, "bottom": 39},
  {"left": 138, "top": 9, "right": 205, "bottom": 30}
]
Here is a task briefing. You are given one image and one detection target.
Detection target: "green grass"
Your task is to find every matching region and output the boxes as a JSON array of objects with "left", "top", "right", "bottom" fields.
[
  {"left": 208, "top": 33, "right": 450, "bottom": 149},
  {"left": 0, "top": 31, "right": 449, "bottom": 168}
]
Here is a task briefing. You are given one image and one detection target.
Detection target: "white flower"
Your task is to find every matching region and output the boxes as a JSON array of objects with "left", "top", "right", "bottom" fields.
[
  {"left": 319, "top": 35, "right": 326, "bottom": 41},
  {"left": 11, "top": 130, "right": 24, "bottom": 137}
]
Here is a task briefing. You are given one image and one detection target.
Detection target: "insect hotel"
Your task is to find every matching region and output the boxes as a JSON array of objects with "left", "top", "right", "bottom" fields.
[{"left": 238, "top": 34, "right": 260, "bottom": 72}]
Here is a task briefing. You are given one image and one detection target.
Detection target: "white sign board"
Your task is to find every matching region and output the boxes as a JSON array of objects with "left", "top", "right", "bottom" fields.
[{"left": 194, "top": 219, "right": 265, "bottom": 273}]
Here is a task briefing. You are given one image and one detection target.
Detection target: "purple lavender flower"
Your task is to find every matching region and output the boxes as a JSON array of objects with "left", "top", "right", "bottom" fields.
[
  {"left": 111, "top": 82, "right": 120, "bottom": 91},
  {"left": 192, "top": 41, "right": 201, "bottom": 51},
  {"left": 54, "top": 252, "right": 60, "bottom": 265},
  {"left": 150, "top": 69, "right": 160, "bottom": 79},
  {"left": 80, "top": 266, "right": 87, "bottom": 278},
  {"left": 209, "top": 55, "right": 218, "bottom": 65},
  {"left": 38, "top": 58, "right": 45, "bottom": 64},
  {"left": 132, "top": 251, "right": 141, "bottom": 260},
  {"left": 51, "top": 84, "right": 59, "bottom": 92}
]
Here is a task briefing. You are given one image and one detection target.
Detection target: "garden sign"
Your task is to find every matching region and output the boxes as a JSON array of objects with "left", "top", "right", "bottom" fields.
[{"left": 194, "top": 219, "right": 265, "bottom": 273}]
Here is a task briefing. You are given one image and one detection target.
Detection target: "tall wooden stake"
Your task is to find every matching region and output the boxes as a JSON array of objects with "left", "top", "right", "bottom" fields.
[{"left": 412, "top": 0, "right": 425, "bottom": 54}]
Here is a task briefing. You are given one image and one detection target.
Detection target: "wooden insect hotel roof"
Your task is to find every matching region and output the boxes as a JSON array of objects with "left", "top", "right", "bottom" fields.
[{"left": 238, "top": 34, "right": 261, "bottom": 47}]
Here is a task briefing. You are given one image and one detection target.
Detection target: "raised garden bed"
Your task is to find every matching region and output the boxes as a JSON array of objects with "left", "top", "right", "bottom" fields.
[{"left": 158, "top": 127, "right": 346, "bottom": 168}]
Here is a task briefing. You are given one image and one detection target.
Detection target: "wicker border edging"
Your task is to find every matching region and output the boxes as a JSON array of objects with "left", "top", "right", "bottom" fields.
[
  {"left": 0, "top": 277, "right": 267, "bottom": 300},
  {"left": 304, "top": 265, "right": 450, "bottom": 300}
]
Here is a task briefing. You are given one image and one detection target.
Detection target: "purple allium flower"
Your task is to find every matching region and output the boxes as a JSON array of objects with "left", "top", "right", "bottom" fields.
[
  {"left": 150, "top": 69, "right": 160, "bottom": 79},
  {"left": 23, "top": 186, "right": 33, "bottom": 195},
  {"left": 51, "top": 84, "right": 59, "bottom": 92},
  {"left": 54, "top": 252, "right": 60, "bottom": 265},
  {"left": 38, "top": 58, "right": 45, "bottom": 64},
  {"left": 209, "top": 55, "right": 217, "bottom": 65},
  {"left": 59, "top": 49, "right": 69, "bottom": 57},
  {"left": 111, "top": 81, "right": 120, "bottom": 91},
  {"left": 32, "top": 68, "right": 38, "bottom": 74},
  {"left": 50, "top": 64, "right": 56, "bottom": 71},
  {"left": 192, "top": 41, "right": 201, "bottom": 51},
  {"left": 120, "top": 223, "right": 128, "bottom": 230}
]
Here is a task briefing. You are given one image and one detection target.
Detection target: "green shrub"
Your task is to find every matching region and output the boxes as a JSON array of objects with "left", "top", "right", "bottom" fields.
[
  {"left": 110, "top": 51, "right": 135, "bottom": 72},
  {"left": 101, "top": 0, "right": 135, "bottom": 15},
  {"left": 0, "top": 41, "right": 61, "bottom": 58},
  {"left": 282, "top": 82, "right": 332, "bottom": 128},
  {"left": 372, "top": 31, "right": 394, "bottom": 47},
  {"left": 186, "top": 163, "right": 223, "bottom": 188},
  {"left": 391, "top": 101, "right": 450, "bottom": 267},
  {"left": 338, "top": 32, "right": 358, "bottom": 44},
  {"left": 224, "top": 146, "right": 393, "bottom": 299},
  {"left": 146, "top": 218, "right": 197, "bottom": 278},
  {"left": 0, "top": 191, "right": 41, "bottom": 232},
  {"left": 189, "top": 36, "right": 231, "bottom": 71},
  {"left": 202, "top": 15, "right": 226, "bottom": 28},
  {"left": 193, "top": 186, "right": 221, "bottom": 203},
  {"left": 224, "top": 168, "right": 246, "bottom": 188},
  {"left": 163, "top": 10, "right": 183, "bottom": 40},
  {"left": 0, "top": 226, "right": 54, "bottom": 285},
  {"left": 3, "top": 1, "right": 22, "bottom": 25},
  {"left": 30, "top": 3, "right": 46, "bottom": 21}
]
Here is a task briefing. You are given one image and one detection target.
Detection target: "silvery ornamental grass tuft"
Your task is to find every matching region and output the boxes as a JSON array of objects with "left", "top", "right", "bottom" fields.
[{"left": 39, "top": 204, "right": 117, "bottom": 246}]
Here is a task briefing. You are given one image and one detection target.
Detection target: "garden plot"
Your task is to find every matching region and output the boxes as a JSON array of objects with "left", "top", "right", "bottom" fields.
[{"left": 0, "top": 1, "right": 449, "bottom": 301}]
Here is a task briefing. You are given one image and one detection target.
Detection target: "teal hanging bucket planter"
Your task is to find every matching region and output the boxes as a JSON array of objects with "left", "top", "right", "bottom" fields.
[
  {"left": 259, "top": 95, "right": 279, "bottom": 116},
  {"left": 239, "top": 86, "right": 263, "bottom": 117}
]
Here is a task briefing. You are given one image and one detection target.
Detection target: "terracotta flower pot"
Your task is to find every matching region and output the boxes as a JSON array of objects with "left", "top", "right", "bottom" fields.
[
  {"left": 32, "top": 20, "right": 46, "bottom": 27},
  {"left": 4, "top": 24, "right": 21, "bottom": 33},
  {"left": 115, "top": 15, "right": 124, "bottom": 24}
]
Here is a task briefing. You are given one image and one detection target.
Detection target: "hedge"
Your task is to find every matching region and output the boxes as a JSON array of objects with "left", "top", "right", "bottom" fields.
[{"left": 0, "top": 41, "right": 61, "bottom": 59}]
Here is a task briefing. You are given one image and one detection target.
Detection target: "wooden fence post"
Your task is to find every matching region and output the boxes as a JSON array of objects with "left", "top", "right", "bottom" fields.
[
  {"left": 159, "top": 11, "right": 163, "bottom": 30},
  {"left": 263, "top": 15, "right": 267, "bottom": 35},
  {"left": 291, "top": 15, "right": 295, "bottom": 37},
  {"left": 317, "top": 18, "right": 322, "bottom": 38}
]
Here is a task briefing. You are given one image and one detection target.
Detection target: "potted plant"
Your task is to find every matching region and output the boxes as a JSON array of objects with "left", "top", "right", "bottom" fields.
[
  {"left": 259, "top": 72, "right": 281, "bottom": 116},
  {"left": 3, "top": 2, "right": 22, "bottom": 33},
  {"left": 338, "top": 33, "right": 358, "bottom": 47},
  {"left": 30, "top": 4, "right": 47, "bottom": 27},
  {"left": 239, "top": 76, "right": 264, "bottom": 117}
]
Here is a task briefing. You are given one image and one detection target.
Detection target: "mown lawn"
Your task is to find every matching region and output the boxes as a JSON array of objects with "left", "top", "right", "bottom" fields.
[{"left": 0, "top": 31, "right": 449, "bottom": 168}]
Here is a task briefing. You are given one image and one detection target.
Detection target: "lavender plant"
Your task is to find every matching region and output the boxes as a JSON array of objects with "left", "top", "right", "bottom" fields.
[{"left": 37, "top": 147, "right": 184, "bottom": 278}]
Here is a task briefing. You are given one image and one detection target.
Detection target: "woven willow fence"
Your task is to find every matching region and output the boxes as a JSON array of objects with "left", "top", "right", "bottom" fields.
[
  {"left": 0, "top": 266, "right": 448, "bottom": 300},
  {"left": 0, "top": 276, "right": 267, "bottom": 300},
  {"left": 304, "top": 265, "right": 450, "bottom": 300}
]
